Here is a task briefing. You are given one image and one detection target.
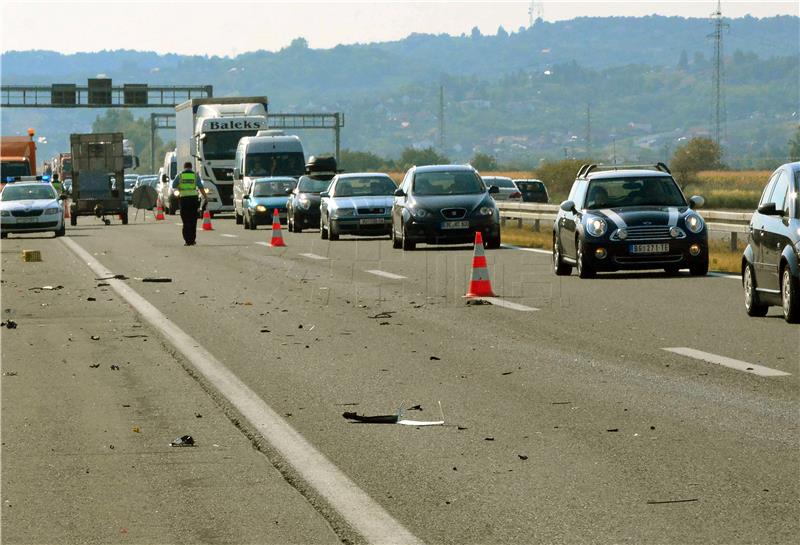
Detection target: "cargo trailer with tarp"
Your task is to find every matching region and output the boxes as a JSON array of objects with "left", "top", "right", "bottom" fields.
[{"left": 68, "top": 132, "right": 128, "bottom": 225}]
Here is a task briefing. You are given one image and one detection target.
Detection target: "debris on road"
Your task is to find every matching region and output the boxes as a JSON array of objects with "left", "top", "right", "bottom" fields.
[
  {"left": 97, "top": 282, "right": 110, "bottom": 287},
  {"left": 501, "top": 371, "right": 513, "bottom": 375},
  {"left": 28, "top": 285, "right": 63, "bottom": 291},
  {"left": 90, "top": 335, "right": 100, "bottom": 340},
  {"left": 429, "top": 356, "right": 441, "bottom": 361},
  {"left": 95, "top": 274, "right": 128, "bottom": 280},
  {"left": 3, "top": 371, "right": 18, "bottom": 377},
  {"left": 170, "top": 435, "right": 195, "bottom": 447},
  {"left": 132, "top": 427, "right": 140, "bottom": 433},
  {"left": 607, "top": 428, "right": 619, "bottom": 432},
  {"left": 141, "top": 277, "right": 173, "bottom": 283},
  {"left": 110, "top": 364, "right": 120, "bottom": 371},
  {"left": 407, "top": 405, "right": 423, "bottom": 411},
  {"left": 368, "top": 311, "right": 395, "bottom": 319},
  {"left": 485, "top": 437, "right": 495, "bottom": 441},
  {"left": 260, "top": 328, "right": 270, "bottom": 333},
  {"left": 2, "top": 320, "right": 18, "bottom": 329},
  {"left": 343, "top": 402, "right": 445, "bottom": 426},
  {"left": 89, "top": 364, "right": 100, "bottom": 368},
  {"left": 465, "top": 298, "right": 491, "bottom": 306},
  {"left": 551, "top": 401, "right": 572, "bottom": 405},
  {"left": 518, "top": 454, "right": 529, "bottom": 460},
  {"left": 87, "top": 297, "right": 96, "bottom": 302},
  {"left": 646, "top": 498, "right": 699, "bottom": 505}
]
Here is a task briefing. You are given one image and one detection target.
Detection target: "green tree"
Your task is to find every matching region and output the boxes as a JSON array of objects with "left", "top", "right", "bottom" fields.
[
  {"left": 398, "top": 147, "right": 449, "bottom": 171},
  {"left": 470, "top": 152, "right": 497, "bottom": 171},
  {"left": 789, "top": 125, "right": 800, "bottom": 162},
  {"left": 535, "top": 158, "right": 586, "bottom": 200},
  {"left": 339, "top": 149, "right": 392, "bottom": 172},
  {"left": 91, "top": 109, "right": 161, "bottom": 173},
  {"left": 670, "top": 137, "right": 724, "bottom": 190}
]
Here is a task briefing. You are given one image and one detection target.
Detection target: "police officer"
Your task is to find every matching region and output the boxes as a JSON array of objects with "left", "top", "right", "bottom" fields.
[
  {"left": 172, "top": 162, "right": 205, "bottom": 246},
  {"left": 50, "top": 172, "right": 63, "bottom": 196}
]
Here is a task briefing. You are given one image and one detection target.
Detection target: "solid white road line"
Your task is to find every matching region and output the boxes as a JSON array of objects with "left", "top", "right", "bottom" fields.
[
  {"left": 254, "top": 241, "right": 270, "bottom": 247},
  {"left": 662, "top": 347, "right": 791, "bottom": 377},
  {"left": 501, "top": 243, "right": 551, "bottom": 255},
  {"left": 60, "top": 237, "right": 423, "bottom": 545},
  {"left": 220, "top": 233, "right": 238, "bottom": 238},
  {"left": 708, "top": 272, "right": 740, "bottom": 280},
  {"left": 365, "top": 269, "right": 406, "bottom": 280},
  {"left": 299, "top": 253, "right": 329, "bottom": 260},
  {"left": 479, "top": 297, "right": 538, "bottom": 312}
]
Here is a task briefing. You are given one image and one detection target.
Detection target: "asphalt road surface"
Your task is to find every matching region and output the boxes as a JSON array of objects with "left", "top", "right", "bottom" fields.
[{"left": 2, "top": 213, "right": 798, "bottom": 545}]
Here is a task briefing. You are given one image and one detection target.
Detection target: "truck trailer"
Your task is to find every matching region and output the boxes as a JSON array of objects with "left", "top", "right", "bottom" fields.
[
  {"left": 175, "top": 96, "right": 268, "bottom": 213},
  {"left": 68, "top": 132, "right": 128, "bottom": 225},
  {"left": 1, "top": 129, "right": 38, "bottom": 185}
]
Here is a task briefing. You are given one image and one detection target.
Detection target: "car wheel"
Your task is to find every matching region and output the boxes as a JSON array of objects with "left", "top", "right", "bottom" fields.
[
  {"left": 743, "top": 262, "right": 768, "bottom": 317},
  {"left": 320, "top": 218, "right": 328, "bottom": 239},
  {"left": 54, "top": 223, "right": 66, "bottom": 237},
  {"left": 249, "top": 213, "right": 257, "bottom": 230},
  {"left": 391, "top": 221, "right": 402, "bottom": 249},
  {"left": 485, "top": 233, "right": 501, "bottom": 250},
  {"left": 70, "top": 210, "right": 77, "bottom": 226},
  {"left": 690, "top": 256, "right": 709, "bottom": 276},
  {"left": 329, "top": 220, "right": 339, "bottom": 241},
  {"left": 553, "top": 236, "right": 572, "bottom": 276},
  {"left": 401, "top": 221, "right": 415, "bottom": 251},
  {"left": 121, "top": 212, "right": 128, "bottom": 225},
  {"left": 1, "top": 232, "right": 8, "bottom": 239},
  {"left": 287, "top": 212, "right": 294, "bottom": 232},
  {"left": 235, "top": 209, "right": 243, "bottom": 225},
  {"left": 781, "top": 266, "right": 799, "bottom": 323},
  {"left": 576, "top": 241, "right": 595, "bottom": 278}
]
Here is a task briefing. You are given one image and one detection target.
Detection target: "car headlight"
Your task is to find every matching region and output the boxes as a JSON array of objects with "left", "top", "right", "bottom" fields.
[
  {"left": 586, "top": 217, "right": 607, "bottom": 237},
  {"left": 44, "top": 207, "right": 61, "bottom": 215},
  {"left": 476, "top": 206, "right": 494, "bottom": 216},
  {"left": 255, "top": 205, "right": 267, "bottom": 212},
  {"left": 685, "top": 214, "right": 704, "bottom": 234},
  {"left": 0, "top": 210, "right": 10, "bottom": 217},
  {"left": 410, "top": 207, "right": 430, "bottom": 219},
  {"left": 297, "top": 195, "right": 310, "bottom": 209},
  {"left": 173, "top": 190, "right": 180, "bottom": 197}
]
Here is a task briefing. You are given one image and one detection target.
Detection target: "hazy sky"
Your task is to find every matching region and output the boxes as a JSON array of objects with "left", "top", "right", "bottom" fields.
[{"left": 1, "top": 0, "right": 797, "bottom": 56}]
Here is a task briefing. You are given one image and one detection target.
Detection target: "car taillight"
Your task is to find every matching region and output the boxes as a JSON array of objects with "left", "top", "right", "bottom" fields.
[{"left": 509, "top": 192, "right": 521, "bottom": 199}]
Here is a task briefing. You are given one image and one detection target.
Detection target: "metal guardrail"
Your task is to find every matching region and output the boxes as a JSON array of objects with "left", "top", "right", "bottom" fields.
[{"left": 496, "top": 202, "right": 752, "bottom": 251}]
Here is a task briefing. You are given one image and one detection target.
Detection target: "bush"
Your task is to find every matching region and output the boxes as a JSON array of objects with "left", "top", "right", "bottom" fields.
[
  {"left": 339, "top": 149, "right": 393, "bottom": 172},
  {"left": 534, "top": 158, "right": 587, "bottom": 201},
  {"left": 398, "top": 147, "right": 449, "bottom": 171},
  {"left": 670, "top": 137, "right": 724, "bottom": 190},
  {"left": 470, "top": 152, "right": 497, "bottom": 171}
]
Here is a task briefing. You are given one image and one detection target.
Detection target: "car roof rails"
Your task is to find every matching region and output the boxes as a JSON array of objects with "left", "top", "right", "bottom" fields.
[{"left": 577, "top": 162, "right": 671, "bottom": 178}]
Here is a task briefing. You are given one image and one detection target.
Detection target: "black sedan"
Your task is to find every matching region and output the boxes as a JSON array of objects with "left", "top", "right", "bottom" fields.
[
  {"left": 286, "top": 175, "right": 332, "bottom": 232},
  {"left": 553, "top": 164, "right": 708, "bottom": 278},
  {"left": 391, "top": 164, "right": 501, "bottom": 250},
  {"left": 742, "top": 162, "right": 799, "bottom": 322}
]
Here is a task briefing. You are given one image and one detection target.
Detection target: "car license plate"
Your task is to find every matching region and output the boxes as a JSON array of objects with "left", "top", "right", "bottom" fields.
[
  {"left": 630, "top": 243, "right": 669, "bottom": 254},
  {"left": 359, "top": 218, "right": 385, "bottom": 225},
  {"left": 441, "top": 220, "right": 470, "bottom": 229}
]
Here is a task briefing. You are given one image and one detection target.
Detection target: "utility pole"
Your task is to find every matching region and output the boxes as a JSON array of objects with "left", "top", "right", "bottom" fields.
[
  {"left": 528, "top": 1, "right": 543, "bottom": 28},
  {"left": 708, "top": 0, "right": 728, "bottom": 148},
  {"left": 585, "top": 103, "right": 592, "bottom": 158},
  {"left": 439, "top": 85, "right": 445, "bottom": 152}
]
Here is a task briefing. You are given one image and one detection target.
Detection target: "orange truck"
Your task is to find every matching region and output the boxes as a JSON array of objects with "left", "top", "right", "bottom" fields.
[{"left": 1, "top": 129, "right": 37, "bottom": 186}]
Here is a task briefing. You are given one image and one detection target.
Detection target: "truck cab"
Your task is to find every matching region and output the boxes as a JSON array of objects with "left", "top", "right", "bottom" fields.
[{"left": 232, "top": 131, "right": 305, "bottom": 225}]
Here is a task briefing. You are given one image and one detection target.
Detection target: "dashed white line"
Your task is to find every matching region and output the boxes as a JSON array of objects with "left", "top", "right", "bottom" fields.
[
  {"left": 662, "top": 347, "right": 791, "bottom": 377},
  {"left": 299, "top": 253, "right": 329, "bottom": 260},
  {"left": 220, "top": 234, "right": 238, "bottom": 238},
  {"left": 479, "top": 297, "right": 538, "bottom": 312},
  {"left": 60, "top": 236, "right": 423, "bottom": 545},
  {"left": 708, "top": 272, "right": 740, "bottom": 280},
  {"left": 365, "top": 269, "right": 406, "bottom": 280},
  {"left": 254, "top": 241, "right": 270, "bottom": 247},
  {"left": 501, "top": 243, "right": 551, "bottom": 255}
]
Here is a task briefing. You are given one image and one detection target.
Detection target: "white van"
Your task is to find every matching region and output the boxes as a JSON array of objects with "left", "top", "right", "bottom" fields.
[
  {"left": 233, "top": 131, "right": 305, "bottom": 225},
  {"left": 158, "top": 150, "right": 179, "bottom": 214}
]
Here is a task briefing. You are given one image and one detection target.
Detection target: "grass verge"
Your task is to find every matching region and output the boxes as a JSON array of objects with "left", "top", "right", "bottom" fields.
[{"left": 502, "top": 226, "right": 743, "bottom": 275}]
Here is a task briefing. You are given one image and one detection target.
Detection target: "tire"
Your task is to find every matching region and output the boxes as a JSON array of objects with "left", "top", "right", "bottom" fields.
[
  {"left": 328, "top": 220, "right": 339, "bottom": 241},
  {"left": 54, "top": 223, "right": 65, "bottom": 237},
  {"left": 121, "top": 212, "right": 128, "bottom": 225},
  {"left": 576, "top": 241, "right": 595, "bottom": 278},
  {"left": 320, "top": 218, "right": 328, "bottom": 239},
  {"left": 401, "top": 221, "right": 415, "bottom": 251},
  {"left": 1, "top": 232, "right": 8, "bottom": 239},
  {"left": 235, "top": 209, "right": 243, "bottom": 225},
  {"left": 485, "top": 233, "right": 501, "bottom": 250},
  {"left": 391, "top": 221, "right": 402, "bottom": 249},
  {"left": 287, "top": 212, "right": 294, "bottom": 232},
  {"left": 743, "top": 262, "right": 768, "bottom": 317},
  {"left": 553, "top": 236, "right": 572, "bottom": 276},
  {"left": 70, "top": 212, "right": 77, "bottom": 226},
  {"left": 781, "top": 266, "right": 800, "bottom": 323},
  {"left": 690, "top": 256, "right": 709, "bottom": 277},
  {"left": 249, "top": 213, "right": 257, "bottom": 230}
]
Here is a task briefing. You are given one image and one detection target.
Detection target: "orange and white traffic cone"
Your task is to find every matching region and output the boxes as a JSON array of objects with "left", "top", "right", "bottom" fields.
[
  {"left": 269, "top": 208, "right": 286, "bottom": 247},
  {"left": 155, "top": 197, "right": 165, "bottom": 221},
  {"left": 201, "top": 209, "right": 213, "bottom": 231},
  {"left": 465, "top": 231, "right": 496, "bottom": 298},
  {"left": 63, "top": 199, "right": 71, "bottom": 219}
]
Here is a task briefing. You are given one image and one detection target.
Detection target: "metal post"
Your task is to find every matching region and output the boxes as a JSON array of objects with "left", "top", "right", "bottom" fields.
[
  {"left": 533, "top": 219, "right": 540, "bottom": 232},
  {"left": 334, "top": 113, "right": 341, "bottom": 162},
  {"left": 730, "top": 232, "right": 737, "bottom": 252},
  {"left": 150, "top": 113, "right": 156, "bottom": 172},
  {"left": 517, "top": 218, "right": 523, "bottom": 229}
]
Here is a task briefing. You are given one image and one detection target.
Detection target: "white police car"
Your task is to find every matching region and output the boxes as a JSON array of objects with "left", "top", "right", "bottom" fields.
[{"left": 0, "top": 178, "right": 65, "bottom": 238}]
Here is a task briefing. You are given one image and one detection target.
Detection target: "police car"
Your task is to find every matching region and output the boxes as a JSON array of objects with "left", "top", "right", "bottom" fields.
[{"left": 0, "top": 176, "right": 65, "bottom": 238}]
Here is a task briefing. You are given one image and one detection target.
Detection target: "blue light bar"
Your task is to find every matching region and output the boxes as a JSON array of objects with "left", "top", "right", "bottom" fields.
[{"left": 42, "top": 175, "right": 50, "bottom": 182}]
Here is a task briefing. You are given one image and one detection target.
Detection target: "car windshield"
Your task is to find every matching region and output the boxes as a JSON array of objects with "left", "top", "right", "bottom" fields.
[
  {"left": 245, "top": 153, "right": 305, "bottom": 177},
  {"left": 334, "top": 177, "right": 395, "bottom": 197},
  {"left": 203, "top": 130, "right": 257, "bottom": 161},
  {"left": 485, "top": 177, "right": 516, "bottom": 188},
  {"left": 2, "top": 184, "right": 56, "bottom": 201},
  {"left": 253, "top": 179, "right": 295, "bottom": 197},
  {"left": 297, "top": 177, "right": 330, "bottom": 193},
  {"left": 1, "top": 161, "right": 31, "bottom": 179},
  {"left": 413, "top": 170, "right": 484, "bottom": 196},
  {"left": 585, "top": 176, "right": 686, "bottom": 209}
]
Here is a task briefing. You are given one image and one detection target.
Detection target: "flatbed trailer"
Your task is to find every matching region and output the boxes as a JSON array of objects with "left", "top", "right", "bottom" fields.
[{"left": 68, "top": 132, "right": 128, "bottom": 225}]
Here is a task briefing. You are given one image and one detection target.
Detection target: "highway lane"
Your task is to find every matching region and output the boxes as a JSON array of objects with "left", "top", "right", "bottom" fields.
[{"left": 4, "top": 215, "right": 799, "bottom": 544}]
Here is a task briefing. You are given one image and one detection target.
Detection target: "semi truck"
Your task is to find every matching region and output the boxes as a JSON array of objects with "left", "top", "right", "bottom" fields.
[
  {"left": 175, "top": 96, "right": 268, "bottom": 213},
  {"left": 1, "top": 129, "right": 38, "bottom": 186}
]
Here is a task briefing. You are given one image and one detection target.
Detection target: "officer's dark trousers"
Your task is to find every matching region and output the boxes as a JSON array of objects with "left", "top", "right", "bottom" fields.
[{"left": 179, "top": 196, "right": 200, "bottom": 244}]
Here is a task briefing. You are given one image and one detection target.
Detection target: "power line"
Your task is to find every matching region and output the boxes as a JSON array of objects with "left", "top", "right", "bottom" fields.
[{"left": 586, "top": 103, "right": 592, "bottom": 157}]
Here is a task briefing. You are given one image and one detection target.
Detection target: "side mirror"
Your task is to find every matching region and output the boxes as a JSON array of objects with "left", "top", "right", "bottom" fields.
[
  {"left": 161, "top": 174, "right": 168, "bottom": 184},
  {"left": 757, "top": 202, "right": 781, "bottom": 216},
  {"left": 560, "top": 200, "right": 576, "bottom": 213},
  {"left": 243, "top": 194, "right": 250, "bottom": 200},
  {"left": 394, "top": 188, "right": 405, "bottom": 197},
  {"left": 320, "top": 191, "right": 329, "bottom": 198},
  {"left": 689, "top": 195, "right": 705, "bottom": 209},
  {"left": 285, "top": 187, "right": 294, "bottom": 195},
  {"left": 488, "top": 185, "right": 500, "bottom": 194}
]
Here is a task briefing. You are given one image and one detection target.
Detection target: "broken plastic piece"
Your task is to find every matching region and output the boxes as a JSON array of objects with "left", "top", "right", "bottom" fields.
[
  {"left": 3, "top": 320, "right": 17, "bottom": 329},
  {"left": 141, "top": 277, "right": 172, "bottom": 283},
  {"left": 170, "top": 435, "right": 195, "bottom": 447}
]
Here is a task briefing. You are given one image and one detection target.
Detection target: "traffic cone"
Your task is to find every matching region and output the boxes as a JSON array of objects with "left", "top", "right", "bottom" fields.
[
  {"left": 201, "top": 209, "right": 213, "bottom": 231},
  {"left": 269, "top": 208, "right": 286, "bottom": 247},
  {"left": 63, "top": 199, "right": 71, "bottom": 219},
  {"left": 155, "top": 197, "right": 165, "bottom": 221},
  {"left": 465, "top": 231, "right": 496, "bottom": 298}
]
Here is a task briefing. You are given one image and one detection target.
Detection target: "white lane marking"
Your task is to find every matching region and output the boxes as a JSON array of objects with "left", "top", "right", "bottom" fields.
[
  {"left": 479, "top": 297, "right": 538, "bottom": 312},
  {"left": 662, "top": 347, "right": 791, "bottom": 377},
  {"left": 708, "top": 272, "right": 740, "bottom": 280},
  {"left": 220, "top": 234, "right": 238, "bottom": 238},
  {"left": 365, "top": 269, "right": 406, "bottom": 280},
  {"left": 60, "top": 237, "right": 423, "bottom": 545},
  {"left": 501, "top": 243, "right": 550, "bottom": 255},
  {"left": 254, "top": 241, "right": 270, "bottom": 247},
  {"left": 300, "top": 253, "right": 329, "bottom": 260}
]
